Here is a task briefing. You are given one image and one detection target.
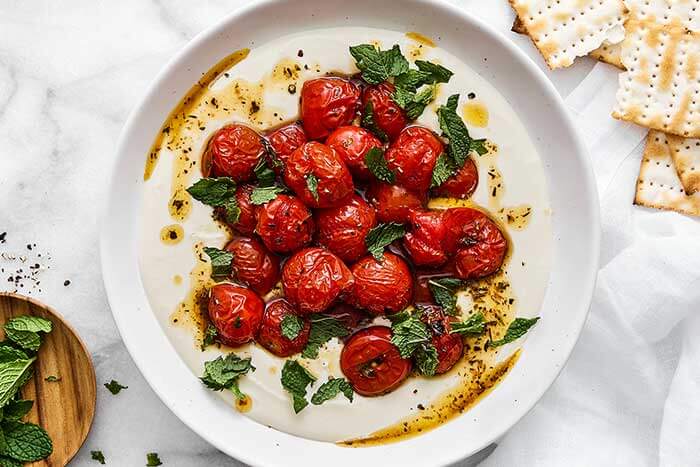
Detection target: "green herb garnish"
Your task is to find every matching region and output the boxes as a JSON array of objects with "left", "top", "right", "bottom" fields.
[
  {"left": 146, "top": 452, "right": 163, "bottom": 466},
  {"left": 91, "top": 450, "right": 106, "bottom": 464},
  {"left": 44, "top": 375, "right": 60, "bottom": 383},
  {"left": 202, "top": 247, "right": 233, "bottom": 281},
  {"left": 361, "top": 101, "right": 388, "bottom": 142},
  {"left": 104, "top": 380, "right": 128, "bottom": 395},
  {"left": 437, "top": 94, "right": 487, "bottom": 166},
  {"left": 364, "top": 147, "right": 394, "bottom": 184},
  {"left": 200, "top": 354, "right": 254, "bottom": 400},
  {"left": 280, "top": 360, "right": 316, "bottom": 413},
  {"left": 3, "top": 422, "right": 53, "bottom": 462},
  {"left": 201, "top": 324, "right": 218, "bottom": 351},
  {"left": 254, "top": 157, "right": 276, "bottom": 187},
  {"left": 349, "top": 44, "right": 409, "bottom": 85},
  {"left": 250, "top": 185, "right": 286, "bottom": 205},
  {"left": 301, "top": 315, "right": 349, "bottom": 359},
  {"left": 310, "top": 377, "right": 353, "bottom": 405},
  {"left": 451, "top": 312, "right": 486, "bottom": 336},
  {"left": 427, "top": 278, "right": 465, "bottom": 315},
  {"left": 430, "top": 153, "right": 457, "bottom": 188},
  {"left": 490, "top": 317, "right": 540, "bottom": 347},
  {"left": 305, "top": 174, "right": 319, "bottom": 202},
  {"left": 186, "top": 177, "right": 240, "bottom": 224},
  {"left": 389, "top": 311, "right": 438, "bottom": 376},
  {"left": 365, "top": 222, "right": 405, "bottom": 261},
  {"left": 3, "top": 316, "right": 52, "bottom": 352},
  {"left": 281, "top": 315, "right": 304, "bottom": 341}
]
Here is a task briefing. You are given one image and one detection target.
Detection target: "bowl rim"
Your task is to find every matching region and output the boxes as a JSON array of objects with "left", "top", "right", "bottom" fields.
[{"left": 100, "top": 0, "right": 600, "bottom": 465}]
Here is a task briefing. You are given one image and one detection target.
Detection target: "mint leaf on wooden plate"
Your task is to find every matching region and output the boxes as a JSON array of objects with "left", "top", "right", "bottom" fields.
[
  {"left": 2, "top": 400, "right": 33, "bottom": 422},
  {"left": 2, "top": 422, "right": 53, "bottom": 462},
  {"left": 3, "top": 317, "right": 51, "bottom": 334},
  {"left": 0, "top": 358, "right": 36, "bottom": 407}
]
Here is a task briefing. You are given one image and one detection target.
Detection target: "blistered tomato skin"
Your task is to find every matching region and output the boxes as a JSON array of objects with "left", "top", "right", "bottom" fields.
[
  {"left": 208, "top": 283, "right": 264, "bottom": 347},
  {"left": 266, "top": 123, "right": 307, "bottom": 167},
  {"left": 420, "top": 305, "right": 464, "bottom": 375},
  {"left": 403, "top": 210, "right": 449, "bottom": 268},
  {"left": 255, "top": 195, "right": 314, "bottom": 254},
  {"left": 366, "top": 182, "right": 426, "bottom": 224},
  {"left": 316, "top": 195, "right": 377, "bottom": 263},
  {"left": 282, "top": 247, "right": 355, "bottom": 314},
  {"left": 326, "top": 126, "right": 383, "bottom": 180},
  {"left": 256, "top": 299, "right": 311, "bottom": 357},
  {"left": 220, "top": 184, "right": 257, "bottom": 235},
  {"left": 224, "top": 237, "right": 280, "bottom": 296},
  {"left": 432, "top": 158, "right": 479, "bottom": 199},
  {"left": 361, "top": 82, "right": 409, "bottom": 141},
  {"left": 283, "top": 141, "right": 355, "bottom": 208},
  {"left": 385, "top": 126, "right": 444, "bottom": 192},
  {"left": 340, "top": 326, "right": 412, "bottom": 397},
  {"left": 347, "top": 253, "right": 413, "bottom": 315},
  {"left": 205, "top": 124, "right": 265, "bottom": 182},
  {"left": 443, "top": 208, "right": 508, "bottom": 280},
  {"left": 300, "top": 78, "right": 361, "bottom": 140}
]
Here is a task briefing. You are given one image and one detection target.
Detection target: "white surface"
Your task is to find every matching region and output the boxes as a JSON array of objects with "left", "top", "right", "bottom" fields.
[
  {"left": 0, "top": 2, "right": 692, "bottom": 467},
  {"left": 137, "top": 25, "right": 554, "bottom": 443}
]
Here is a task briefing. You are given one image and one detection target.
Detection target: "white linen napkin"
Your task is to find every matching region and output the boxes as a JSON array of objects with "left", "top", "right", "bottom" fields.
[{"left": 476, "top": 63, "right": 700, "bottom": 466}]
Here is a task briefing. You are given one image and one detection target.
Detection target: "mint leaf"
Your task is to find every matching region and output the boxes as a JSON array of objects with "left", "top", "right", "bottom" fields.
[
  {"left": 104, "top": 380, "right": 127, "bottom": 395},
  {"left": 414, "top": 60, "right": 454, "bottom": 84},
  {"left": 91, "top": 450, "right": 106, "bottom": 464},
  {"left": 430, "top": 153, "right": 457, "bottom": 188},
  {"left": 403, "top": 85, "right": 435, "bottom": 120},
  {"left": 3, "top": 330, "right": 40, "bottom": 352},
  {"left": 250, "top": 185, "right": 286, "bottom": 205},
  {"left": 281, "top": 315, "right": 304, "bottom": 340},
  {"left": 428, "top": 278, "right": 465, "bottom": 315},
  {"left": 146, "top": 452, "right": 162, "bottom": 466},
  {"left": 390, "top": 312, "right": 431, "bottom": 358},
  {"left": 437, "top": 94, "right": 482, "bottom": 167},
  {"left": 414, "top": 343, "right": 438, "bottom": 376},
  {"left": 254, "top": 157, "right": 276, "bottom": 187},
  {"left": 281, "top": 360, "right": 316, "bottom": 413},
  {"left": 44, "top": 375, "right": 60, "bottom": 382},
  {"left": 0, "top": 456, "right": 22, "bottom": 467},
  {"left": 364, "top": 147, "right": 394, "bottom": 184},
  {"left": 365, "top": 222, "right": 405, "bottom": 261},
  {"left": 4, "top": 317, "right": 51, "bottom": 334},
  {"left": 0, "top": 358, "right": 36, "bottom": 407},
  {"left": 393, "top": 70, "right": 434, "bottom": 93},
  {"left": 361, "top": 101, "right": 389, "bottom": 142},
  {"left": 2, "top": 400, "right": 32, "bottom": 422},
  {"left": 186, "top": 177, "right": 237, "bottom": 206},
  {"left": 472, "top": 138, "right": 488, "bottom": 156},
  {"left": 222, "top": 198, "right": 241, "bottom": 224},
  {"left": 0, "top": 347, "right": 28, "bottom": 364},
  {"left": 451, "top": 312, "right": 486, "bottom": 336},
  {"left": 490, "top": 317, "right": 540, "bottom": 347},
  {"left": 200, "top": 354, "right": 254, "bottom": 400},
  {"left": 305, "top": 174, "right": 319, "bottom": 202},
  {"left": 311, "top": 377, "right": 353, "bottom": 405},
  {"left": 3, "top": 422, "right": 52, "bottom": 462},
  {"left": 202, "top": 247, "right": 233, "bottom": 281},
  {"left": 349, "top": 44, "right": 409, "bottom": 85},
  {"left": 302, "top": 315, "right": 349, "bottom": 359},
  {"left": 200, "top": 324, "right": 218, "bottom": 351}
]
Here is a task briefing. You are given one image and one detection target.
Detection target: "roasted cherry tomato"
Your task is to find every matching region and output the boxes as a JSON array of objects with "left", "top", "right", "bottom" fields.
[
  {"left": 218, "top": 184, "right": 257, "bottom": 235},
  {"left": 283, "top": 141, "right": 354, "bottom": 208},
  {"left": 403, "top": 210, "right": 450, "bottom": 268},
  {"left": 361, "top": 82, "right": 408, "bottom": 141},
  {"left": 208, "top": 283, "right": 264, "bottom": 347},
  {"left": 224, "top": 236, "right": 280, "bottom": 296},
  {"left": 282, "top": 247, "right": 354, "bottom": 314},
  {"left": 300, "top": 77, "right": 361, "bottom": 140},
  {"left": 340, "top": 326, "right": 412, "bottom": 396},
  {"left": 443, "top": 208, "right": 508, "bottom": 279},
  {"left": 385, "top": 126, "right": 443, "bottom": 192},
  {"left": 204, "top": 124, "right": 265, "bottom": 182},
  {"left": 419, "top": 305, "right": 463, "bottom": 374},
  {"left": 266, "top": 123, "right": 307, "bottom": 167},
  {"left": 315, "top": 194, "right": 377, "bottom": 263},
  {"left": 347, "top": 253, "right": 413, "bottom": 315},
  {"left": 432, "top": 158, "right": 479, "bottom": 199},
  {"left": 366, "top": 182, "right": 426, "bottom": 224},
  {"left": 255, "top": 194, "right": 314, "bottom": 254},
  {"left": 256, "top": 299, "right": 311, "bottom": 357},
  {"left": 326, "top": 126, "right": 382, "bottom": 180}
]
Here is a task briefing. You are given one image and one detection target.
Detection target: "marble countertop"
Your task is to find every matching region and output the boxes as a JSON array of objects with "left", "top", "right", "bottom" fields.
[{"left": 0, "top": 1, "right": 598, "bottom": 465}]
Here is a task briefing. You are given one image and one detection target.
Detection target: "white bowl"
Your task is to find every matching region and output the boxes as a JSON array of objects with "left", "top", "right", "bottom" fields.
[{"left": 101, "top": 0, "right": 600, "bottom": 465}]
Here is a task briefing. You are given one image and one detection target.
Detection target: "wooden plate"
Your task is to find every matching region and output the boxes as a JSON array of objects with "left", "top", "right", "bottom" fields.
[{"left": 0, "top": 293, "right": 96, "bottom": 466}]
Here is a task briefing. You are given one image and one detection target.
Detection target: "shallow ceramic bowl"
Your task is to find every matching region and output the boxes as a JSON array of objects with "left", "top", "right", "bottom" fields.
[{"left": 101, "top": 0, "right": 600, "bottom": 465}]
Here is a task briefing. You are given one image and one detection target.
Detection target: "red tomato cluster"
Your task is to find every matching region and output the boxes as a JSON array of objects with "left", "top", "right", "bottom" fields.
[{"left": 200, "top": 75, "right": 506, "bottom": 397}]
